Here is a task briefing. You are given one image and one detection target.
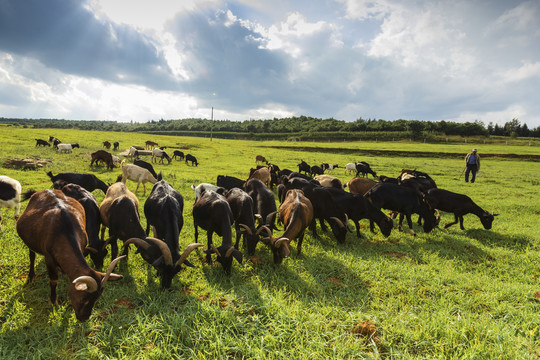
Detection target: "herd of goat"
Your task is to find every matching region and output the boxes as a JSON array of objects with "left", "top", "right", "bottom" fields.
[{"left": 0, "top": 137, "right": 498, "bottom": 321}]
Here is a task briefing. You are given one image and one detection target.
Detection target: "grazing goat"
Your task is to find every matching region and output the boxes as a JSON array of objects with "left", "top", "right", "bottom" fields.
[
  {"left": 113, "top": 141, "right": 119, "bottom": 151},
  {"left": 151, "top": 148, "right": 172, "bottom": 164},
  {"left": 365, "top": 183, "right": 437, "bottom": 236},
  {"left": 193, "top": 190, "right": 243, "bottom": 274},
  {"left": 53, "top": 182, "right": 107, "bottom": 270},
  {"left": 111, "top": 155, "right": 121, "bottom": 166},
  {"left": 173, "top": 150, "right": 184, "bottom": 160},
  {"left": 90, "top": 150, "right": 115, "bottom": 170},
  {"left": 345, "top": 163, "right": 357, "bottom": 174},
  {"left": 185, "top": 154, "right": 198, "bottom": 166},
  {"left": 47, "top": 171, "right": 109, "bottom": 194},
  {"left": 248, "top": 167, "right": 271, "bottom": 188},
  {"left": 314, "top": 175, "right": 343, "bottom": 189},
  {"left": 145, "top": 140, "right": 158, "bottom": 149},
  {"left": 49, "top": 136, "right": 61, "bottom": 148},
  {"left": 356, "top": 161, "right": 377, "bottom": 178},
  {"left": 17, "top": 190, "right": 124, "bottom": 321},
  {"left": 137, "top": 180, "right": 202, "bottom": 288},
  {"left": 217, "top": 175, "right": 245, "bottom": 190},
  {"left": 243, "top": 178, "right": 278, "bottom": 231},
  {"left": 118, "top": 160, "right": 158, "bottom": 195},
  {"left": 425, "top": 188, "right": 498, "bottom": 230},
  {"left": 321, "top": 163, "right": 339, "bottom": 173},
  {"left": 344, "top": 177, "right": 377, "bottom": 195},
  {"left": 297, "top": 160, "right": 311, "bottom": 175},
  {"left": 261, "top": 189, "right": 314, "bottom": 264},
  {"left": 255, "top": 155, "right": 268, "bottom": 164},
  {"left": 57, "top": 143, "right": 75, "bottom": 153},
  {"left": 310, "top": 165, "right": 324, "bottom": 177},
  {"left": 223, "top": 187, "right": 263, "bottom": 255},
  {"left": 35, "top": 139, "right": 50, "bottom": 147},
  {"left": 191, "top": 183, "right": 221, "bottom": 202},
  {"left": 134, "top": 159, "right": 158, "bottom": 179},
  {"left": 128, "top": 146, "right": 143, "bottom": 158},
  {"left": 103, "top": 141, "right": 111, "bottom": 149},
  {"left": 0, "top": 175, "right": 22, "bottom": 230}
]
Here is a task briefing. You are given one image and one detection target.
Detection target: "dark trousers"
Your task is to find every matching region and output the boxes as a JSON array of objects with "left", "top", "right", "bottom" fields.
[{"left": 465, "top": 164, "right": 477, "bottom": 183}]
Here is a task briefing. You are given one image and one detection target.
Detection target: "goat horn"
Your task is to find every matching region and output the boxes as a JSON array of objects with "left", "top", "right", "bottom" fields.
[
  {"left": 274, "top": 237, "right": 290, "bottom": 248},
  {"left": 145, "top": 237, "right": 172, "bottom": 266},
  {"left": 225, "top": 247, "right": 235, "bottom": 258},
  {"left": 85, "top": 246, "right": 98, "bottom": 254},
  {"left": 261, "top": 237, "right": 273, "bottom": 244},
  {"left": 330, "top": 217, "right": 346, "bottom": 228},
  {"left": 175, "top": 243, "right": 203, "bottom": 267},
  {"left": 101, "top": 255, "right": 126, "bottom": 287},
  {"left": 72, "top": 276, "right": 98, "bottom": 293},
  {"left": 265, "top": 211, "right": 277, "bottom": 225},
  {"left": 257, "top": 225, "right": 272, "bottom": 237},
  {"left": 344, "top": 214, "right": 353, "bottom": 233},
  {"left": 123, "top": 237, "right": 151, "bottom": 250},
  {"left": 210, "top": 244, "right": 222, "bottom": 258},
  {"left": 239, "top": 224, "right": 253, "bottom": 235}
]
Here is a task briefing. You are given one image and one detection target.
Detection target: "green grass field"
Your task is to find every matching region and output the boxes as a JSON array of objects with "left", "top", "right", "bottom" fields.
[{"left": 1, "top": 127, "right": 539, "bottom": 359}]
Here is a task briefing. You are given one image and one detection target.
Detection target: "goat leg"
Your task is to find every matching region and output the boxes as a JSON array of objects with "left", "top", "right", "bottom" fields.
[
  {"left": 459, "top": 216, "right": 465, "bottom": 230},
  {"left": 444, "top": 214, "right": 459, "bottom": 228},
  {"left": 297, "top": 232, "right": 305, "bottom": 255},
  {"left": 206, "top": 231, "right": 213, "bottom": 265},
  {"left": 27, "top": 250, "right": 36, "bottom": 284},
  {"left": 45, "top": 258, "right": 59, "bottom": 306}
]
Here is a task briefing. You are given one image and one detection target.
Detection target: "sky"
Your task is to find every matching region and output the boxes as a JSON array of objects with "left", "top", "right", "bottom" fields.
[{"left": 0, "top": 0, "right": 539, "bottom": 127}]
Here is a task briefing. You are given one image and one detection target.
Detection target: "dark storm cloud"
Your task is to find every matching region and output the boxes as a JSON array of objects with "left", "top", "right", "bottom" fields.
[{"left": 0, "top": 0, "right": 175, "bottom": 89}]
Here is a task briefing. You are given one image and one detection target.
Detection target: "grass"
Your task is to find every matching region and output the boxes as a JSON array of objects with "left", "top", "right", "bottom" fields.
[{"left": 1, "top": 127, "right": 539, "bottom": 359}]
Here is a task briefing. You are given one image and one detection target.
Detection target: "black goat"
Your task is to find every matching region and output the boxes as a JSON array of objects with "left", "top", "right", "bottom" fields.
[
  {"left": 217, "top": 175, "right": 246, "bottom": 190},
  {"left": 47, "top": 171, "right": 109, "bottom": 194},
  {"left": 243, "top": 178, "right": 278, "bottom": 231},
  {"left": 173, "top": 150, "right": 185, "bottom": 160},
  {"left": 310, "top": 165, "right": 324, "bottom": 177},
  {"left": 134, "top": 159, "right": 159, "bottom": 180},
  {"left": 355, "top": 161, "right": 377, "bottom": 178},
  {"left": 193, "top": 190, "right": 242, "bottom": 274},
  {"left": 185, "top": 154, "right": 198, "bottom": 166},
  {"left": 297, "top": 160, "right": 311, "bottom": 175},
  {"left": 35, "top": 139, "right": 50, "bottom": 147},
  {"left": 113, "top": 141, "right": 119, "bottom": 151},
  {"left": 425, "top": 188, "right": 498, "bottom": 230}
]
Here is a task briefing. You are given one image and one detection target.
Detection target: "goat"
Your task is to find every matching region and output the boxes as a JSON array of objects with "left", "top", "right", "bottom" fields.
[
  {"left": 136, "top": 180, "right": 202, "bottom": 288},
  {"left": 222, "top": 188, "right": 263, "bottom": 255},
  {"left": 151, "top": 148, "right": 172, "bottom": 164},
  {"left": 173, "top": 150, "right": 184, "bottom": 160},
  {"left": 310, "top": 165, "right": 324, "bottom": 177},
  {"left": 185, "top": 154, "right": 198, "bottom": 166},
  {"left": 345, "top": 163, "right": 357, "bottom": 174},
  {"left": 255, "top": 155, "right": 268, "bottom": 164},
  {"left": 113, "top": 141, "right": 119, "bottom": 151},
  {"left": 247, "top": 167, "right": 271, "bottom": 188},
  {"left": 46, "top": 171, "right": 109, "bottom": 194},
  {"left": 243, "top": 178, "right": 278, "bottom": 231},
  {"left": 111, "top": 155, "right": 122, "bottom": 166},
  {"left": 0, "top": 175, "right": 22, "bottom": 230},
  {"left": 145, "top": 140, "right": 158, "bottom": 149},
  {"left": 118, "top": 160, "right": 158, "bottom": 195},
  {"left": 16, "top": 189, "right": 124, "bottom": 321},
  {"left": 57, "top": 143, "right": 74, "bottom": 153},
  {"left": 52, "top": 182, "right": 107, "bottom": 270},
  {"left": 216, "top": 175, "right": 245, "bottom": 190},
  {"left": 365, "top": 183, "right": 437, "bottom": 236},
  {"left": 191, "top": 183, "right": 222, "bottom": 202},
  {"left": 260, "top": 189, "right": 314, "bottom": 264},
  {"left": 321, "top": 163, "right": 339, "bottom": 173},
  {"left": 344, "top": 177, "right": 377, "bottom": 195},
  {"left": 49, "top": 136, "right": 61, "bottom": 148},
  {"left": 103, "top": 141, "right": 111, "bottom": 149},
  {"left": 193, "top": 190, "right": 242, "bottom": 274},
  {"left": 90, "top": 150, "right": 115, "bottom": 170},
  {"left": 35, "top": 139, "right": 50, "bottom": 147},
  {"left": 314, "top": 175, "right": 343, "bottom": 189},
  {"left": 133, "top": 159, "right": 159, "bottom": 179},
  {"left": 355, "top": 161, "right": 377, "bottom": 178},
  {"left": 425, "top": 188, "right": 498, "bottom": 230},
  {"left": 297, "top": 160, "right": 311, "bottom": 175}
]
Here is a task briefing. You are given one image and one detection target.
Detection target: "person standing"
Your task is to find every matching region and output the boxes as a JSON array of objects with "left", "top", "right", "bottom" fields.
[{"left": 464, "top": 148, "right": 480, "bottom": 183}]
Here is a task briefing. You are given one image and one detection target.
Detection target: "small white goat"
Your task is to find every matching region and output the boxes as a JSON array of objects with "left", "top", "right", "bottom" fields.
[
  {"left": 0, "top": 175, "right": 22, "bottom": 230},
  {"left": 57, "top": 143, "right": 73, "bottom": 153}
]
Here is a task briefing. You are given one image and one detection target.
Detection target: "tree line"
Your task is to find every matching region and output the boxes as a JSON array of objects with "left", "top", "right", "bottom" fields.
[{"left": 1, "top": 116, "right": 538, "bottom": 138}]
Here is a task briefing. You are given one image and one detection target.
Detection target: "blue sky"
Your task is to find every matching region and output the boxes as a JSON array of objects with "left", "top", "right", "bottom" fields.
[{"left": 0, "top": 0, "right": 539, "bottom": 127}]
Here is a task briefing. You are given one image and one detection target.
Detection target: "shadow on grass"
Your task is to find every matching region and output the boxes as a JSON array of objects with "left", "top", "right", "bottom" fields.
[{"left": 464, "top": 228, "right": 533, "bottom": 250}]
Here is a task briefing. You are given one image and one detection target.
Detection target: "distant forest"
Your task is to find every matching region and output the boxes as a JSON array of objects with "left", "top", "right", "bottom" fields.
[{"left": 1, "top": 116, "right": 538, "bottom": 140}]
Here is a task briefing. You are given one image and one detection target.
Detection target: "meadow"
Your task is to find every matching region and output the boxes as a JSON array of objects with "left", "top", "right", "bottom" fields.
[{"left": 1, "top": 127, "right": 539, "bottom": 359}]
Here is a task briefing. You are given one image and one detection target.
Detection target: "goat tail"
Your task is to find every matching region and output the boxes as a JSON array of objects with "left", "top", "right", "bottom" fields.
[{"left": 22, "top": 189, "right": 37, "bottom": 202}]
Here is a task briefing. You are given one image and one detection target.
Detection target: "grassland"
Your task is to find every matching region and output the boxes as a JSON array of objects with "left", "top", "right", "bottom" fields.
[{"left": 1, "top": 127, "right": 539, "bottom": 359}]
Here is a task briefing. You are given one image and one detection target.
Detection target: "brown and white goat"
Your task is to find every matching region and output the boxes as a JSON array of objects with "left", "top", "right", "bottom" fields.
[
  {"left": 118, "top": 160, "right": 158, "bottom": 195},
  {"left": 261, "top": 189, "right": 314, "bottom": 264},
  {"left": 16, "top": 190, "right": 124, "bottom": 321}
]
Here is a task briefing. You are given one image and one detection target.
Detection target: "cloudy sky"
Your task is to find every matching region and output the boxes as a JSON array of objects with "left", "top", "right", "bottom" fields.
[{"left": 1, "top": 0, "right": 539, "bottom": 127}]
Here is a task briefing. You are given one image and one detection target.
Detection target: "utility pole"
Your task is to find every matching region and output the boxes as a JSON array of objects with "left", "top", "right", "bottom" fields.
[{"left": 210, "top": 107, "right": 213, "bottom": 141}]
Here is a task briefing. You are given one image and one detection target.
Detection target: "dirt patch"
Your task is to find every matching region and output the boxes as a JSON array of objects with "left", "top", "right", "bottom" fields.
[
  {"left": 262, "top": 145, "right": 540, "bottom": 160},
  {"left": 352, "top": 320, "right": 381, "bottom": 344},
  {"left": 3, "top": 158, "right": 51, "bottom": 169}
]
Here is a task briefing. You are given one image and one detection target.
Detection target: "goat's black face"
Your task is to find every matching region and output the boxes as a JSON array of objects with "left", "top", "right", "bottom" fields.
[
  {"left": 480, "top": 212, "right": 495, "bottom": 229},
  {"left": 378, "top": 216, "right": 393, "bottom": 237},
  {"left": 422, "top": 213, "right": 437, "bottom": 233},
  {"left": 68, "top": 283, "right": 102, "bottom": 322},
  {"left": 213, "top": 245, "right": 242, "bottom": 275},
  {"left": 330, "top": 220, "right": 347, "bottom": 244}
]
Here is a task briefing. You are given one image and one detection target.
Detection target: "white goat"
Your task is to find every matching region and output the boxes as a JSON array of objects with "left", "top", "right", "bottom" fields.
[
  {"left": 120, "top": 160, "right": 157, "bottom": 195},
  {"left": 345, "top": 163, "right": 357, "bottom": 174},
  {"left": 57, "top": 143, "right": 73, "bottom": 153},
  {"left": 0, "top": 175, "right": 22, "bottom": 230},
  {"left": 151, "top": 148, "right": 172, "bottom": 164},
  {"left": 111, "top": 155, "right": 121, "bottom": 166},
  {"left": 191, "top": 183, "right": 219, "bottom": 202}
]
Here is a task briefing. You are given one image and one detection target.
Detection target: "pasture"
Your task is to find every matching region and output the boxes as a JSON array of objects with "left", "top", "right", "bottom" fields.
[{"left": 1, "top": 127, "right": 539, "bottom": 359}]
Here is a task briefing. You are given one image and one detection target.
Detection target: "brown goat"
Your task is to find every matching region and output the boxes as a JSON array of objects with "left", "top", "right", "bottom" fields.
[
  {"left": 16, "top": 190, "right": 124, "bottom": 321},
  {"left": 344, "top": 177, "right": 377, "bottom": 195},
  {"left": 261, "top": 189, "right": 313, "bottom": 264},
  {"left": 248, "top": 167, "right": 271, "bottom": 188},
  {"left": 145, "top": 140, "right": 158, "bottom": 149},
  {"left": 255, "top": 155, "right": 268, "bottom": 164}
]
